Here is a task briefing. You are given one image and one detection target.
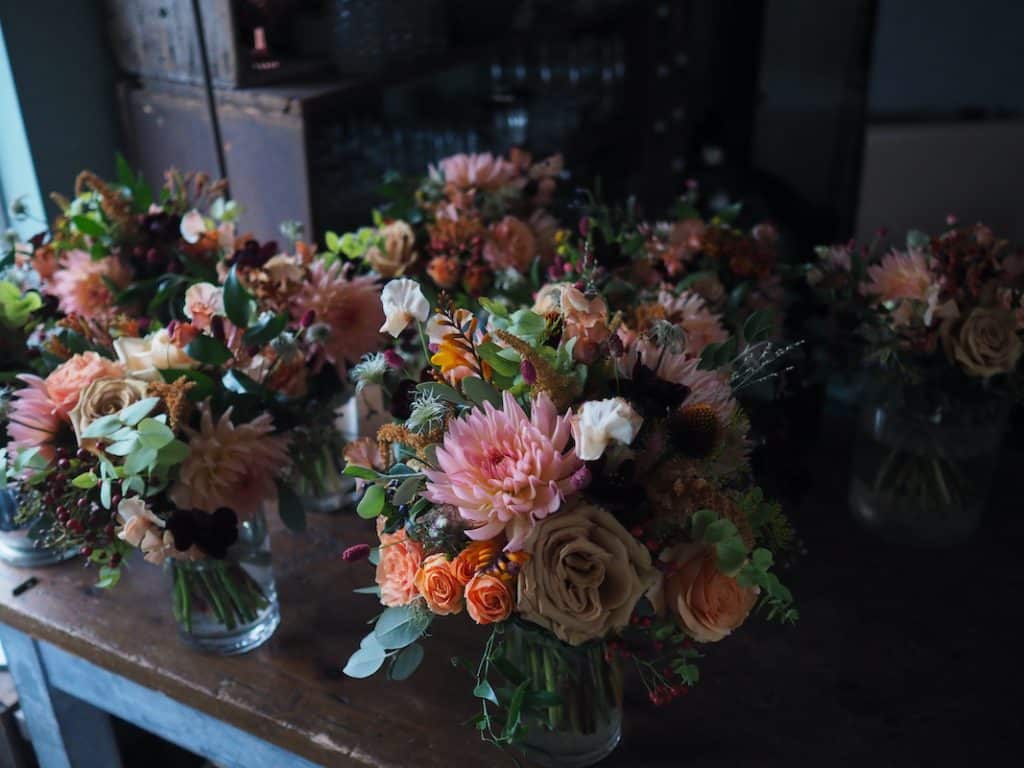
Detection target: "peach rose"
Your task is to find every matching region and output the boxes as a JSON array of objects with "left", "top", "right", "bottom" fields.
[
  {"left": 658, "top": 543, "right": 758, "bottom": 643},
  {"left": 44, "top": 352, "right": 126, "bottom": 418},
  {"left": 375, "top": 518, "right": 424, "bottom": 607},
  {"left": 414, "top": 554, "right": 463, "bottom": 615},
  {"left": 465, "top": 573, "right": 513, "bottom": 625},
  {"left": 450, "top": 547, "right": 479, "bottom": 586},
  {"left": 483, "top": 216, "right": 536, "bottom": 272},
  {"left": 183, "top": 282, "right": 224, "bottom": 331},
  {"left": 367, "top": 220, "right": 417, "bottom": 277}
]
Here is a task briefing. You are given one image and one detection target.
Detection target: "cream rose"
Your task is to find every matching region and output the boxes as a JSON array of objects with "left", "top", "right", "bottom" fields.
[
  {"left": 517, "top": 501, "right": 656, "bottom": 646},
  {"left": 69, "top": 377, "right": 150, "bottom": 445},
  {"left": 942, "top": 307, "right": 1023, "bottom": 378},
  {"left": 113, "top": 329, "right": 198, "bottom": 381},
  {"left": 571, "top": 397, "right": 643, "bottom": 461},
  {"left": 367, "top": 220, "right": 417, "bottom": 277}
]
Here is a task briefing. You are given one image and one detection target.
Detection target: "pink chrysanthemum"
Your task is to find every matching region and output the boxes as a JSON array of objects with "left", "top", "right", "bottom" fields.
[
  {"left": 862, "top": 248, "right": 934, "bottom": 303},
  {"left": 6, "top": 375, "right": 62, "bottom": 465},
  {"left": 48, "top": 249, "right": 131, "bottom": 320},
  {"left": 438, "top": 153, "right": 518, "bottom": 191},
  {"left": 658, "top": 289, "right": 728, "bottom": 355},
  {"left": 170, "top": 405, "right": 290, "bottom": 520},
  {"left": 423, "top": 391, "right": 582, "bottom": 551},
  {"left": 290, "top": 261, "right": 383, "bottom": 371}
]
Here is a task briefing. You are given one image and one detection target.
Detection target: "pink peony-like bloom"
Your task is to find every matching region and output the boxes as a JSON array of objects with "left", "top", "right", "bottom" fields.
[
  {"left": 438, "top": 152, "right": 519, "bottom": 191},
  {"left": 6, "top": 375, "right": 62, "bottom": 465},
  {"left": 44, "top": 352, "right": 126, "bottom": 418},
  {"left": 375, "top": 517, "right": 424, "bottom": 607},
  {"left": 423, "top": 391, "right": 582, "bottom": 551},
  {"left": 658, "top": 289, "right": 728, "bottom": 356},
  {"left": 289, "top": 261, "right": 384, "bottom": 371},
  {"left": 170, "top": 405, "right": 290, "bottom": 520},
  {"left": 483, "top": 216, "right": 537, "bottom": 272},
  {"left": 183, "top": 282, "right": 224, "bottom": 331},
  {"left": 48, "top": 249, "right": 131, "bottom": 320},
  {"left": 862, "top": 248, "right": 934, "bottom": 304}
]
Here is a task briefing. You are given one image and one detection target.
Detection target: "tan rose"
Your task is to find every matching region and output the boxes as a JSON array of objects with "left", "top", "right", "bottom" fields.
[
  {"left": 465, "top": 573, "right": 513, "bottom": 625},
  {"left": 69, "top": 377, "right": 150, "bottom": 445},
  {"left": 655, "top": 543, "right": 757, "bottom": 643},
  {"left": 517, "top": 501, "right": 656, "bottom": 646},
  {"left": 414, "top": 554, "right": 463, "bottom": 615},
  {"left": 367, "top": 220, "right": 417, "bottom": 277},
  {"left": 942, "top": 307, "right": 1023, "bottom": 378}
]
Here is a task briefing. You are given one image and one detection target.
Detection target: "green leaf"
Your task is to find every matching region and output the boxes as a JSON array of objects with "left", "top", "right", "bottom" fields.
[
  {"left": 72, "top": 471, "right": 98, "bottom": 489},
  {"left": 714, "top": 538, "right": 748, "bottom": 575},
  {"left": 325, "top": 230, "right": 341, "bottom": 253},
  {"left": 105, "top": 438, "right": 138, "bottom": 457},
  {"left": 752, "top": 548, "right": 773, "bottom": 569},
  {"left": 223, "top": 265, "right": 255, "bottom": 328},
  {"left": 462, "top": 376, "right": 502, "bottom": 409},
  {"left": 82, "top": 414, "right": 123, "bottom": 439},
  {"left": 343, "top": 644, "right": 387, "bottom": 679},
  {"left": 477, "top": 342, "right": 521, "bottom": 378},
  {"left": 123, "top": 446, "right": 157, "bottom": 476},
  {"left": 242, "top": 313, "right": 288, "bottom": 348},
  {"left": 343, "top": 464, "right": 379, "bottom": 481},
  {"left": 185, "top": 334, "right": 232, "bottom": 366},
  {"left": 503, "top": 681, "right": 529, "bottom": 738},
  {"left": 96, "top": 565, "right": 121, "bottom": 589},
  {"left": 703, "top": 519, "right": 738, "bottom": 544},
  {"left": 690, "top": 509, "right": 717, "bottom": 541},
  {"left": 137, "top": 418, "right": 175, "bottom": 450},
  {"left": 388, "top": 643, "right": 425, "bottom": 681},
  {"left": 156, "top": 439, "right": 190, "bottom": 466},
  {"left": 353, "top": 585, "right": 382, "bottom": 596},
  {"left": 356, "top": 484, "right": 386, "bottom": 519},
  {"left": 71, "top": 215, "right": 107, "bottom": 238},
  {"left": 222, "top": 369, "right": 266, "bottom": 396},
  {"left": 276, "top": 480, "right": 306, "bottom": 532},
  {"left": 119, "top": 396, "right": 160, "bottom": 426},
  {"left": 115, "top": 152, "right": 134, "bottom": 187},
  {"left": 374, "top": 605, "right": 431, "bottom": 649},
  {"left": 473, "top": 680, "right": 500, "bottom": 706},
  {"left": 415, "top": 381, "right": 469, "bottom": 406},
  {"left": 478, "top": 297, "right": 509, "bottom": 318},
  {"left": 742, "top": 310, "right": 774, "bottom": 344},
  {"left": 391, "top": 477, "right": 421, "bottom": 507},
  {"left": 100, "top": 478, "right": 112, "bottom": 509}
]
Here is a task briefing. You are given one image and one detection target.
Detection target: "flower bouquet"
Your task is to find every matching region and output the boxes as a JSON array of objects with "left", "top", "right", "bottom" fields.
[
  {"left": 342, "top": 278, "right": 797, "bottom": 765},
  {"left": 808, "top": 221, "right": 1023, "bottom": 543}
]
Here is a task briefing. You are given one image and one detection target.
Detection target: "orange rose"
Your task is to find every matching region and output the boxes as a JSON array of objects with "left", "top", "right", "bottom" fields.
[
  {"left": 659, "top": 543, "right": 757, "bottom": 643},
  {"left": 450, "top": 548, "right": 479, "bottom": 586},
  {"left": 375, "top": 519, "right": 424, "bottom": 607},
  {"left": 464, "top": 573, "right": 512, "bottom": 625},
  {"left": 414, "top": 554, "right": 463, "bottom": 615},
  {"left": 426, "top": 254, "right": 461, "bottom": 289}
]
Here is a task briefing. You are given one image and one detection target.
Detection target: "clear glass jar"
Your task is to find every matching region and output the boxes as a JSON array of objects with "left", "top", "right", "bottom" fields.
[
  {"left": 502, "top": 623, "right": 623, "bottom": 768},
  {"left": 290, "top": 441, "right": 356, "bottom": 515},
  {"left": 0, "top": 486, "right": 77, "bottom": 568},
  {"left": 169, "top": 508, "right": 279, "bottom": 654},
  {"left": 848, "top": 392, "right": 1009, "bottom": 546}
]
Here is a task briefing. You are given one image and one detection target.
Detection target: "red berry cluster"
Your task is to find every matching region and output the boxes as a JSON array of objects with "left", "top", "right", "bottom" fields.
[{"left": 648, "top": 683, "right": 689, "bottom": 706}]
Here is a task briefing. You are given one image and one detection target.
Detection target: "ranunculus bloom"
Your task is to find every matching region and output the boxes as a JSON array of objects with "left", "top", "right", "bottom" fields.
[
  {"left": 290, "top": 261, "right": 384, "bottom": 369},
  {"left": 862, "top": 248, "right": 934, "bottom": 303},
  {"left": 464, "top": 573, "right": 513, "bottom": 625},
  {"left": 517, "top": 501, "right": 656, "bottom": 646},
  {"left": 6, "top": 375, "right": 62, "bottom": 465},
  {"left": 533, "top": 283, "right": 610, "bottom": 363},
  {"left": 44, "top": 352, "right": 126, "bottom": 417},
  {"left": 367, "top": 220, "right": 417, "bottom": 277},
  {"left": 69, "top": 377, "right": 149, "bottom": 446},
  {"left": 483, "top": 216, "right": 536, "bottom": 272},
  {"left": 375, "top": 518, "right": 424, "bottom": 607},
  {"left": 942, "top": 307, "right": 1023, "bottom": 378},
  {"left": 439, "top": 152, "right": 518, "bottom": 191},
  {"left": 48, "top": 249, "right": 131, "bottom": 320},
  {"left": 424, "top": 392, "right": 582, "bottom": 551},
  {"left": 380, "top": 278, "right": 430, "bottom": 337},
  {"left": 113, "top": 329, "right": 197, "bottom": 381},
  {"left": 658, "top": 289, "right": 728, "bottom": 356},
  {"left": 170, "top": 405, "right": 290, "bottom": 519},
  {"left": 183, "top": 282, "right": 224, "bottom": 331},
  {"left": 655, "top": 542, "right": 758, "bottom": 643},
  {"left": 414, "top": 554, "right": 463, "bottom": 615},
  {"left": 572, "top": 397, "right": 643, "bottom": 461}
]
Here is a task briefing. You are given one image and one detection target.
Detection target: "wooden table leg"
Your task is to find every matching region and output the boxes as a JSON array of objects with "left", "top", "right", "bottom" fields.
[{"left": 0, "top": 625, "right": 123, "bottom": 768}]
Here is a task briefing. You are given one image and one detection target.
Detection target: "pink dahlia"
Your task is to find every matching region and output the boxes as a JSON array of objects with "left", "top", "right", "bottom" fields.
[
  {"left": 438, "top": 153, "right": 518, "bottom": 191},
  {"left": 862, "top": 248, "right": 934, "bottom": 303},
  {"left": 290, "top": 261, "right": 384, "bottom": 370},
  {"left": 423, "top": 391, "right": 582, "bottom": 551},
  {"left": 6, "top": 375, "right": 62, "bottom": 465},
  {"left": 170, "top": 405, "right": 290, "bottom": 520},
  {"left": 48, "top": 249, "right": 131, "bottom": 320},
  {"left": 44, "top": 351, "right": 126, "bottom": 418},
  {"left": 658, "top": 289, "right": 728, "bottom": 356},
  {"left": 483, "top": 216, "right": 537, "bottom": 272}
]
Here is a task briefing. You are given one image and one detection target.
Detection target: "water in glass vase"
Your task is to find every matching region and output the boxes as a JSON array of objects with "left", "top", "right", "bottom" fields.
[{"left": 169, "top": 509, "right": 279, "bottom": 654}]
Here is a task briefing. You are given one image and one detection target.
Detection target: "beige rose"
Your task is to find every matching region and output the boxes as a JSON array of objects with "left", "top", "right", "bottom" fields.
[
  {"left": 942, "top": 307, "right": 1023, "bottom": 378},
  {"left": 69, "top": 377, "right": 150, "bottom": 445},
  {"left": 367, "top": 220, "right": 417, "bottom": 277},
  {"left": 517, "top": 501, "right": 656, "bottom": 646},
  {"left": 113, "top": 329, "right": 198, "bottom": 381}
]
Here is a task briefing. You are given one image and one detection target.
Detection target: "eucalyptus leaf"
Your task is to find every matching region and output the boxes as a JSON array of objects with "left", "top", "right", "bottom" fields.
[
  {"left": 137, "top": 418, "right": 175, "bottom": 450},
  {"left": 82, "top": 414, "right": 122, "bottom": 439},
  {"left": 462, "top": 376, "right": 501, "bottom": 409},
  {"left": 388, "top": 643, "right": 425, "bottom": 681},
  {"left": 374, "top": 605, "right": 431, "bottom": 650},
  {"left": 391, "top": 477, "right": 421, "bottom": 507},
  {"left": 357, "top": 485, "right": 386, "bottom": 519},
  {"left": 118, "top": 397, "right": 160, "bottom": 426},
  {"left": 343, "top": 464, "right": 378, "bottom": 481},
  {"left": 123, "top": 446, "right": 158, "bottom": 476},
  {"left": 105, "top": 438, "right": 138, "bottom": 457},
  {"left": 343, "top": 645, "right": 387, "bottom": 679}
]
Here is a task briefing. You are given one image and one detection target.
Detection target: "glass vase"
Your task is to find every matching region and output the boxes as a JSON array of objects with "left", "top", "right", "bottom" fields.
[
  {"left": 0, "top": 486, "right": 77, "bottom": 568},
  {"left": 848, "top": 391, "right": 1009, "bottom": 546},
  {"left": 169, "top": 508, "right": 279, "bottom": 654},
  {"left": 291, "top": 442, "right": 356, "bottom": 515},
  {"left": 502, "top": 623, "right": 623, "bottom": 768}
]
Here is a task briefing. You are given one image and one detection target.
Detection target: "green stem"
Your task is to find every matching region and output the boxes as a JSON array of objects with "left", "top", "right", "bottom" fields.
[
  {"left": 217, "top": 566, "right": 254, "bottom": 625},
  {"left": 542, "top": 646, "right": 561, "bottom": 730},
  {"left": 199, "top": 569, "right": 236, "bottom": 630}
]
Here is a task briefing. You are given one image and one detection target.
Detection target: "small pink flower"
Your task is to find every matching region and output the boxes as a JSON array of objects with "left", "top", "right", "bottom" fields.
[
  {"left": 862, "top": 248, "right": 934, "bottom": 304},
  {"left": 48, "top": 249, "right": 131, "bottom": 320},
  {"left": 423, "top": 391, "right": 582, "bottom": 551},
  {"left": 183, "top": 282, "right": 224, "bottom": 331},
  {"left": 658, "top": 289, "right": 728, "bottom": 356},
  {"left": 438, "top": 153, "right": 518, "bottom": 191}
]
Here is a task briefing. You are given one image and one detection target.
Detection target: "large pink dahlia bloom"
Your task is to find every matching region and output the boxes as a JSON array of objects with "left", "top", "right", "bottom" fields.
[
  {"left": 862, "top": 248, "right": 934, "bottom": 303},
  {"left": 658, "top": 289, "right": 728, "bottom": 356},
  {"left": 423, "top": 391, "right": 582, "bottom": 550},
  {"left": 48, "top": 249, "right": 131, "bottom": 320},
  {"left": 6, "top": 375, "right": 62, "bottom": 465}
]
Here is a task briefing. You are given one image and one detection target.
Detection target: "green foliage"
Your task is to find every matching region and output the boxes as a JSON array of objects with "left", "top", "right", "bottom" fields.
[
  {"left": 185, "top": 334, "right": 232, "bottom": 366},
  {"left": 699, "top": 337, "right": 739, "bottom": 371},
  {"left": 356, "top": 484, "right": 386, "bottom": 519},
  {"left": 0, "top": 281, "right": 42, "bottom": 328},
  {"left": 223, "top": 265, "right": 255, "bottom": 327},
  {"left": 462, "top": 376, "right": 502, "bottom": 409}
]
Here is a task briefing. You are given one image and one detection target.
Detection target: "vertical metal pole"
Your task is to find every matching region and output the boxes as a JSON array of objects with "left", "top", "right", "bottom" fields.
[{"left": 189, "top": 0, "right": 230, "bottom": 194}]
